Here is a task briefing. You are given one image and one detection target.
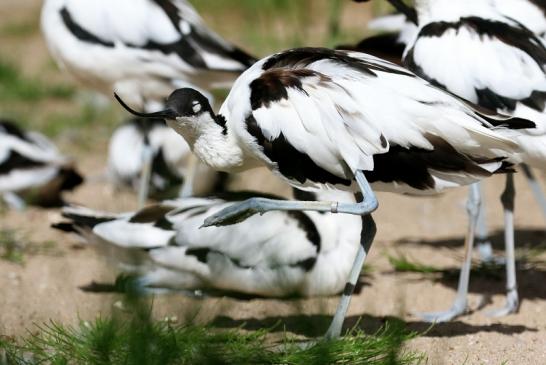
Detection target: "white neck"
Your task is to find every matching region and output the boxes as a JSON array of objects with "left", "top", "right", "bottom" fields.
[{"left": 166, "top": 113, "right": 247, "bottom": 172}]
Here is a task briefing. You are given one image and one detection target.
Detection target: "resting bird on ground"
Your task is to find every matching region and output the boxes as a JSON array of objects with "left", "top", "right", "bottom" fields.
[
  {"left": 0, "top": 119, "right": 83, "bottom": 209},
  {"left": 41, "top": 0, "right": 256, "bottom": 204},
  {"left": 53, "top": 190, "right": 361, "bottom": 297},
  {"left": 404, "top": 0, "right": 546, "bottom": 321},
  {"left": 108, "top": 117, "right": 229, "bottom": 200},
  {"left": 116, "top": 47, "right": 540, "bottom": 338}
]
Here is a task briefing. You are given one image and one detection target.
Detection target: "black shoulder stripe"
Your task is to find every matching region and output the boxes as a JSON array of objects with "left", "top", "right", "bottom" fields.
[
  {"left": 60, "top": 7, "right": 114, "bottom": 47},
  {"left": 245, "top": 114, "right": 352, "bottom": 187},
  {"left": 249, "top": 69, "right": 318, "bottom": 110},
  {"left": 0, "top": 150, "right": 46, "bottom": 174},
  {"left": 418, "top": 17, "right": 546, "bottom": 67},
  {"left": 263, "top": 47, "right": 414, "bottom": 77}
]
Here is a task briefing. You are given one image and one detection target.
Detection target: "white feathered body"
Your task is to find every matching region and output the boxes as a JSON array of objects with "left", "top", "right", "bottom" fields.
[
  {"left": 55, "top": 190, "right": 361, "bottom": 297},
  {"left": 41, "top": 0, "right": 256, "bottom": 109},
  {"left": 406, "top": 0, "right": 546, "bottom": 168},
  {"left": 187, "top": 48, "right": 527, "bottom": 195}
]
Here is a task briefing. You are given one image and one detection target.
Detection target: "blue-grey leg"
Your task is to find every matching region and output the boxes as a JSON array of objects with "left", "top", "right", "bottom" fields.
[
  {"left": 475, "top": 182, "right": 496, "bottom": 263},
  {"left": 487, "top": 173, "right": 519, "bottom": 317},
  {"left": 521, "top": 164, "right": 546, "bottom": 220},
  {"left": 202, "top": 171, "right": 378, "bottom": 339},
  {"left": 202, "top": 171, "right": 378, "bottom": 227},
  {"left": 325, "top": 213, "right": 376, "bottom": 339},
  {"left": 417, "top": 183, "right": 481, "bottom": 322},
  {"left": 2, "top": 192, "right": 26, "bottom": 211},
  {"left": 137, "top": 144, "right": 153, "bottom": 208}
]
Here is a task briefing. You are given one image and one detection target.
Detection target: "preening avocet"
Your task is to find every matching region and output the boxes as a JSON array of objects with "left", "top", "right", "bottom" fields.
[
  {"left": 41, "top": 0, "right": 256, "bottom": 204},
  {"left": 108, "top": 117, "right": 229, "bottom": 200},
  {"left": 0, "top": 119, "right": 83, "bottom": 209},
  {"left": 53, "top": 189, "right": 361, "bottom": 297},
  {"left": 116, "top": 47, "right": 537, "bottom": 338},
  {"left": 405, "top": 0, "right": 546, "bottom": 321}
]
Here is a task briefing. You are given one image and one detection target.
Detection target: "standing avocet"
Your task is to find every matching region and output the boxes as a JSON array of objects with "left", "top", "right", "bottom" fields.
[
  {"left": 53, "top": 189, "right": 361, "bottom": 297},
  {"left": 404, "top": 0, "right": 546, "bottom": 321},
  {"left": 116, "top": 47, "right": 539, "bottom": 338},
  {"left": 41, "top": 0, "right": 256, "bottom": 204},
  {"left": 0, "top": 119, "right": 83, "bottom": 209}
]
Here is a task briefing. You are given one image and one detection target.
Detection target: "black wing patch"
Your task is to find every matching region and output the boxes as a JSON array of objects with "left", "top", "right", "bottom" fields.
[
  {"left": 245, "top": 114, "right": 352, "bottom": 187},
  {"left": 365, "top": 134, "right": 509, "bottom": 190}
]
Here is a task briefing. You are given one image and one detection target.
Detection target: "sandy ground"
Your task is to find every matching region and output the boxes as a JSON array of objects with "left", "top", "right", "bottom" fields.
[
  {"left": 2, "top": 150, "right": 546, "bottom": 365},
  {"left": 2, "top": 1, "right": 546, "bottom": 364}
]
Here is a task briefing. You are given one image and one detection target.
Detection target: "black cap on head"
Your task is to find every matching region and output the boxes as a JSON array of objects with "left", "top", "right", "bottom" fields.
[
  {"left": 114, "top": 88, "right": 212, "bottom": 120},
  {"left": 165, "top": 88, "right": 213, "bottom": 117}
]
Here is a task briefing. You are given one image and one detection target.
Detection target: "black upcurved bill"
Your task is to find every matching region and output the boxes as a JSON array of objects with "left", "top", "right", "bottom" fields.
[{"left": 114, "top": 93, "right": 178, "bottom": 119}]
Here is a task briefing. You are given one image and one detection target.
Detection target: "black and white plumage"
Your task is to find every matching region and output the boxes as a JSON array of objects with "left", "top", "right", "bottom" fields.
[
  {"left": 403, "top": 0, "right": 546, "bottom": 322},
  {"left": 41, "top": 0, "right": 257, "bottom": 110},
  {"left": 53, "top": 190, "right": 361, "bottom": 298},
  {"left": 0, "top": 119, "right": 83, "bottom": 208},
  {"left": 116, "top": 47, "right": 537, "bottom": 338},
  {"left": 108, "top": 117, "right": 229, "bottom": 199},
  {"left": 123, "top": 48, "right": 534, "bottom": 195}
]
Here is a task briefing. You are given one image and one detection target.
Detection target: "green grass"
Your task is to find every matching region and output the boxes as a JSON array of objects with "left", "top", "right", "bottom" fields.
[
  {"left": 0, "top": 228, "right": 60, "bottom": 265},
  {"left": 387, "top": 253, "right": 505, "bottom": 281},
  {"left": 0, "top": 316, "right": 424, "bottom": 365},
  {"left": 0, "top": 229, "right": 24, "bottom": 264},
  {"left": 0, "top": 59, "right": 74, "bottom": 102},
  {"left": 388, "top": 254, "right": 441, "bottom": 274}
]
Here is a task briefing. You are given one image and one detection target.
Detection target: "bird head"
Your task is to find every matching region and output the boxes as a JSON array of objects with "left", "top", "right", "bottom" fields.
[{"left": 115, "top": 88, "right": 215, "bottom": 141}]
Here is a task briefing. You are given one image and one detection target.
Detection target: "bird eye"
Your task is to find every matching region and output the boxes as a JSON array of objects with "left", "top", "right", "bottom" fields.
[{"left": 192, "top": 102, "right": 202, "bottom": 114}]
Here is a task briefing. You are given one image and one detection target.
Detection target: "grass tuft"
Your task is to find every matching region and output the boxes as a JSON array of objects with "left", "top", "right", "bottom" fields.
[
  {"left": 0, "top": 297, "right": 424, "bottom": 365},
  {"left": 0, "top": 319, "right": 424, "bottom": 365},
  {"left": 0, "top": 228, "right": 60, "bottom": 265},
  {"left": 388, "top": 254, "right": 441, "bottom": 274},
  {"left": 0, "top": 59, "right": 74, "bottom": 102}
]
